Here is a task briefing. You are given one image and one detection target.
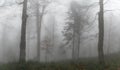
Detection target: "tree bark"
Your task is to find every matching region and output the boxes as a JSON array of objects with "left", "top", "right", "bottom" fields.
[
  {"left": 19, "top": 0, "right": 28, "bottom": 63},
  {"left": 98, "top": 0, "right": 105, "bottom": 66}
]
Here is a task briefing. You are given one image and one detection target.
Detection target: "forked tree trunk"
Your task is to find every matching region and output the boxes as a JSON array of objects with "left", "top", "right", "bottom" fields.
[
  {"left": 36, "top": 2, "right": 45, "bottom": 62},
  {"left": 19, "top": 0, "right": 28, "bottom": 63}
]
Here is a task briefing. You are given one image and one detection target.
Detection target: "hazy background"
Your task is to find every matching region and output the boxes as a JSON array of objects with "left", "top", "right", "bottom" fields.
[{"left": 0, "top": 0, "right": 120, "bottom": 63}]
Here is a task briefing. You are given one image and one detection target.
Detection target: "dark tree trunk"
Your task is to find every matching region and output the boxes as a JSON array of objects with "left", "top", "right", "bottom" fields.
[
  {"left": 19, "top": 0, "right": 28, "bottom": 63},
  {"left": 98, "top": 0, "right": 105, "bottom": 66}
]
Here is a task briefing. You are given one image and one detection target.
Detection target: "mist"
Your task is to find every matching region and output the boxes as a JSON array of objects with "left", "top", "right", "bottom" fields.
[{"left": 0, "top": 0, "right": 120, "bottom": 70}]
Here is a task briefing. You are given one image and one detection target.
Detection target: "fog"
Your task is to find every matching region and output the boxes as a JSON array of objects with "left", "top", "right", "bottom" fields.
[{"left": 0, "top": 0, "right": 120, "bottom": 66}]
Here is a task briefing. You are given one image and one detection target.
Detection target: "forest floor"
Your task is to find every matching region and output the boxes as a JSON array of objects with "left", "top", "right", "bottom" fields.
[{"left": 0, "top": 53, "right": 120, "bottom": 70}]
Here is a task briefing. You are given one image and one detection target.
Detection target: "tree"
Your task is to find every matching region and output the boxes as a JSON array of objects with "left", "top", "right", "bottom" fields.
[
  {"left": 41, "top": 14, "right": 57, "bottom": 62},
  {"left": 36, "top": 0, "right": 50, "bottom": 62},
  {"left": 41, "top": 36, "right": 53, "bottom": 62},
  {"left": 98, "top": 0, "right": 105, "bottom": 66},
  {"left": 36, "top": 0, "right": 42, "bottom": 62},
  {"left": 63, "top": 1, "right": 85, "bottom": 60},
  {"left": 70, "top": 1, "right": 81, "bottom": 60},
  {"left": 19, "top": 0, "right": 28, "bottom": 62}
]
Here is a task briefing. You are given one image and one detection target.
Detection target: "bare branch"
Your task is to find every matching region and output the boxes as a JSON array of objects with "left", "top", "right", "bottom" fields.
[
  {"left": 104, "top": 9, "right": 120, "bottom": 13},
  {"left": 85, "top": 2, "right": 99, "bottom": 12},
  {"left": 83, "top": 12, "right": 98, "bottom": 32}
]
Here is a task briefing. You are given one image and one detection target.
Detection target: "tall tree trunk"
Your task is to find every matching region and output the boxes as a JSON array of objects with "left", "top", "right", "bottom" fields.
[
  {"left": 72, "top": 22, "right": 75, "bottom": 59},
  {"left": 72, "top": 12, "right": 80, "bottom": 60},
  {"left": 98, "top": 0, "right": 105, "bottom": 66},
  {"left": 52, "top": 16, "right": 55, "bottom": 48},
  {"left": 36, "top": 3, "right": 41, "bottom": 62},
  {"left": 71, "top": 2, "right": 81, "bottom": 60},
  {"left": 72, "top": 22, "right": 80, "bottom": 60},
  {"left": 19, "top": 0, "right": 28, "bottom": 63},
  {"left": 36, "top": 3, "right": 45, "bottom": 62},
  {"left": 107, "top": 16, "right": 112, "bottom": 54}
]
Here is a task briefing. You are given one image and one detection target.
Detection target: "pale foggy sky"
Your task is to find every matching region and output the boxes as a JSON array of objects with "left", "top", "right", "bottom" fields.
[
  {"left": 1, "top": 0, "right": 120, "bottom": 44},
  {"left": 1, "top": 0, "right": 120, "bottom": 62},
  {"left": 1, "top": 0, "right": 120, "bottom": 42}
]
